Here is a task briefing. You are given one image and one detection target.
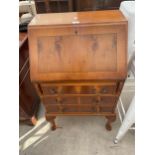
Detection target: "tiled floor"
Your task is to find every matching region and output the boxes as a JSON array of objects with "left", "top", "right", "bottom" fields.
[{"left": 19, "top": 80, "right": 135, "bottom": 155}]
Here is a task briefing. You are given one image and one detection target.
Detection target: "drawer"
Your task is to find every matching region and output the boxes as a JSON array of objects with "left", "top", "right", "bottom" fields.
[
  {"left": 41, "top": 82, "right": 117, "bottom": 95},
  {"left": 42, "top": 95, "right": 116, "bottom": 107},
  {"left": 45, "top": 104, "right": 113, "bottom": 113}
]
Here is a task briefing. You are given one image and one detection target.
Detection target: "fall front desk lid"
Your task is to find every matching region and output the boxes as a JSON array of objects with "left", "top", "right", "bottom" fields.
[{"left": 28, "top": 10, "right": 127, "bottom": 82}]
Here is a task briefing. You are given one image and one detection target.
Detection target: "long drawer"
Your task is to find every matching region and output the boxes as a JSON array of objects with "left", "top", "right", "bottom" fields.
[
  {"left": 44, "top": 104, "right": 114, "bottom": 114},
  {"left": 42, "top": 96, "right": 116, "bottom": 105},
  {"left": 40, "top": 82, "right": 117, "bottom": 95}
]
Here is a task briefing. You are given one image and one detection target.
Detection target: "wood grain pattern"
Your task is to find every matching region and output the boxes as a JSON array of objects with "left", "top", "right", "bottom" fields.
[
  {"left": 28, "top": 11, "right": 127, "bottom": 82},
  {"left": 37, "top": 34, "right": 117, "bottom": 73},
  {"left": 28, "top": 10, "right": 127, "bottom": 131}
]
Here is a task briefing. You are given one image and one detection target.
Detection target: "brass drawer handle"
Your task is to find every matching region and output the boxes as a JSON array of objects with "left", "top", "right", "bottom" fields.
[
  {"left": 56, "top": 98, "right": 66, "bottom": 104},
  {"left": 101, "top": 88, "right": 108, "bottom": 93},
  {"left": 50, "top": 88, "right": 57, "bottom": 94}
]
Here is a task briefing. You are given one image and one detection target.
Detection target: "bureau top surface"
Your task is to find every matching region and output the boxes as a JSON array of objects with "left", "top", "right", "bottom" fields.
[{"left": 29, "top": 10, "right": 127, "bottom": 27}]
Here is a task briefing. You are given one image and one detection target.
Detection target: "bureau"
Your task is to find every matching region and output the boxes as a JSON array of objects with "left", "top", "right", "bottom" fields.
[{"left": 28, "top": 10, "right": 127, "bottom": 131}]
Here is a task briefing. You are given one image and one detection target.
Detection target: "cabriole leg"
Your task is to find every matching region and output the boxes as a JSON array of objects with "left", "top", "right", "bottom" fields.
[
  {"left": 46, "top": 115, "right": 57, "bottom": 131},
  {"left": 105, "top": 115, "right": 116, "bottom": 131},
  {"left": 51, "top": 116, "right": 56, "bottom": 131}
]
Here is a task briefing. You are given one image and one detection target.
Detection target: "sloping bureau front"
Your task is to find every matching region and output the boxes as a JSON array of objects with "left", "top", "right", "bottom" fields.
[{"left": 28, "top": 10, "right": 127, "bottom": 131}]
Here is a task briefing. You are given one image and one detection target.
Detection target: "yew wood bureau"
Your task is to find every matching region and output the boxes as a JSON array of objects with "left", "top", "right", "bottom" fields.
[{"left": 28, "top": 10, "right": 127, "bottom": 131}]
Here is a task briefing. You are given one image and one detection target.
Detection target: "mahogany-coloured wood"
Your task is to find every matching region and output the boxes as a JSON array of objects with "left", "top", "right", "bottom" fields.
[
  {"left": 28, "top": 10, "right": 127, "bottom": 130},
  {"left": 28, "top": 10, "right": 127, "bottom": 82},
  {"left": 46, "top": 115, "right": 57, "bottom": 130},
  {"left": 34, "top": 0, "right": 73, "bottom": 13},
  {"left": 105, "top": 115, "right": 116, "bottom": 131},
  {"left": 34, "top": 0, "right": 133, "bottom": 13},
  {"left": 19, "top": 32, "right": 40, "bottom": 125},
  {"left": 74, "top": 0, "right": 127, "bottom": 11}
]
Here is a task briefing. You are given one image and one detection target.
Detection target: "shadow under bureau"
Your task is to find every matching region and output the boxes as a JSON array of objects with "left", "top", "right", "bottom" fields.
[{"left": 28, "top": 10, "right": 127, "bottom": 131}]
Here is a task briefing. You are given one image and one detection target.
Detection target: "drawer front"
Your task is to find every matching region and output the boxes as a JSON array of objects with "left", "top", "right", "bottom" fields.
[
  {"left": 43, "top": 96, "right": 116, "bottom": 105},
  {"left": 45, "top": 104, "right": 113, "bottom": 114},
  {"left": 41, "top": 82, "right": 117, "bottom": 95}
]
